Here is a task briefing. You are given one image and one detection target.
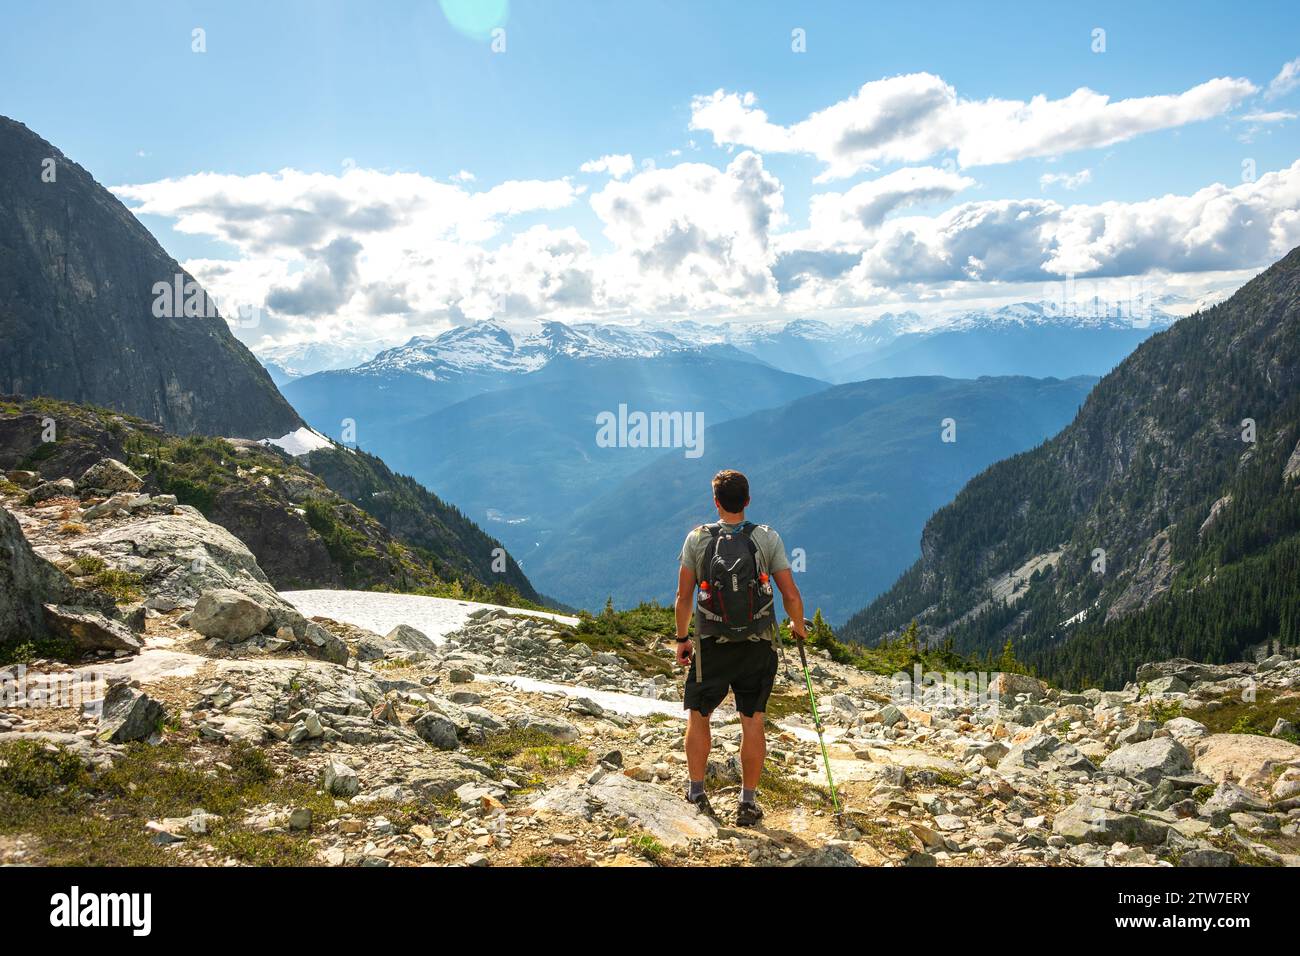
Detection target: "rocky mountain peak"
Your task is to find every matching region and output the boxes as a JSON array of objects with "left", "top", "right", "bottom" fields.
[{"left": 0, "top": 115, "right": 302, "bottom": 439}]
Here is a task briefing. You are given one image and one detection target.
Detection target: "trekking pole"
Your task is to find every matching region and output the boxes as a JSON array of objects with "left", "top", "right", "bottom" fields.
[{"left": 789, "top": 619, "right": 844, "bottom": 825}]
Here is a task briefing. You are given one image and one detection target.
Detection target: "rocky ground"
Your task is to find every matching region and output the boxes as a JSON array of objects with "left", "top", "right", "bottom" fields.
[{"left": 3, "top": 459, "right": 1300, "bottom": 867}]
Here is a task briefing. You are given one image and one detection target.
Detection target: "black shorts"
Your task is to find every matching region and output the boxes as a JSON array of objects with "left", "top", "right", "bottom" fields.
[{"left": 683, "top": 638, "right": 778, "bottom": 717}]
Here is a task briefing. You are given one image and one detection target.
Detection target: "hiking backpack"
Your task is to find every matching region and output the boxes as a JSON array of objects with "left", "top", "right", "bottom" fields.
[{"left": 694, "top": 522, "right": 775, "bottom": 641}]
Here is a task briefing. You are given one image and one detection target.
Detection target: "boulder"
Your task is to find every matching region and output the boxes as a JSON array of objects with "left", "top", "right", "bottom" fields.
[
  {"left": 78, "top": 459, "right": 143, "bottom": 494},
  {"left": 301, "top": 622, "right": 348, "bottom": 665},
  {"left": 1116, "top": 720, "right": 1155, "bottom": 744},
  {"left": 1148, "top": 773, "right": 1214, "bottom": 810},
  {"left": 1052, "top": 798, "right": 1171, "bottom": 846},
  {"left": 25, "top": 478, "right": 75, "bottom": 504},
  {"left": 512, "top": 714, "right": 579, "bottom": 743},
  {"left": 1163, "top": 716, "right": 1209, "bottom": 747},
  {"left": 455, "top": 781, "right": 507, "bottom": 810},
  {"left": 1, "top": 505, "right": 74, "bottom": 645},
  {"left": 1136, "top": 658, "right": 1250, "bottom": 686},
  {"left": 81, "top": 494, "right": 139, "bottom": 521},
  {"left": 530, "top": 771, "right": 718, "bottom": 847},
  {"left": 189, "top": 588, "right": 272, "bottom": 642},
  {"left": 322, "top": 759, "right": 360, "bottom": 797},
  {"left": 1143, "top": 675, "right": 1189, "bottom": 695},
  {"left": 989, "top": 672, "right": 1047, "bottom": 701},
  {"left": 412, "top": 712, "right": 461, "bottom": 750},
  {"left": 794, "top": 846, "right": 860, "bottom": 867},
  {"left": 1009, "top": 703, "right": 1055, "bottom": 725},
  {"left": 1178, "top": 848, "right": 1236, "bottom": 867},
  {"left": 54, "top": 510, "right": 300, "bottom": 631},
  {"left": 198, "top": 714, "right": 266, "bottom": 745},
  {"left": 385, "top": 623, "right": 438, "bottom": 656},
  {"left": 1201, "top": 781, "right": 1270, "bottom": 819},
  {"left": 1272, "top": 770, "right": 1300, "bottom": 803},
  {"left": 567, "top": 697, "right": 605, "bottom": 718},
  {"left": 1193, "top": 733, "right": 1300, "bottom": 794},
  {"left": 998, "top": 734, "right": 1061, "bottom": 770},
  {"left": 5, "top": 470, "right": 40, "bottom": 489},
  {"left": 875, "top": 704, "right": 906, "bottom": 727},
  {"left": 98, "top": 683, "right": 164, "bottom": 743},
  {"left": 43, "top": 604, "right": 143, "bottom": 654},
  {"left": 1100, "top": 737, "right": 1192, "bottom": 785}
]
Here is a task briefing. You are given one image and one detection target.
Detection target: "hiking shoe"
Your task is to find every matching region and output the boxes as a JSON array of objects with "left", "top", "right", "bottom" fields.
[
  {"left": 687, "top": 792, "right": 718, "bottom": 818},
  {"left": 736, "top": 800, "right": 765, "bottom": 827}
]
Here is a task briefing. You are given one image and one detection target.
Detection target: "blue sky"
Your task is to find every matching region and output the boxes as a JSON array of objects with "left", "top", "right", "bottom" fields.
[{"left": 3, "top": 0, "right": 1299, "bottom": 354}]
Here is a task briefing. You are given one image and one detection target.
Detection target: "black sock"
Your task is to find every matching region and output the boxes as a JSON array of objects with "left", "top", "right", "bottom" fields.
[
  {"left": 688, "top": 780, "right": 705, "bottom": 800},
  {"left": 742, "top": 787, "right": 756, "bottom": 804}
]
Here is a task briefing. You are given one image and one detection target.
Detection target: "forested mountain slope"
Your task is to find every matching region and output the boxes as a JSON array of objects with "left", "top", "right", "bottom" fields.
[
  {"left": 0, "top": 397, "right": 539, "bottom": 604},
  {"left": 841, "top": 247, "right": 1300, "bottom": 689}
]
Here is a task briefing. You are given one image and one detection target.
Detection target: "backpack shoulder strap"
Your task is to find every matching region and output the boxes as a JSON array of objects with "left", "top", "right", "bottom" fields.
[
  {"left": 697, "top": 522, "right": 723, "bottom": 579},
  {"left": 737, "top": 521, "right": 764, "bottom": 571}
]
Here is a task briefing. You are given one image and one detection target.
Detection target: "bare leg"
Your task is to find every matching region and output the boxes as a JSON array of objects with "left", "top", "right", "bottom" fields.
[
  {"left": 685, "top": 709, "right": 711, "bottom": 784},
  {"left": 738, "top": 711, "right": 766, "bottom": 791}
]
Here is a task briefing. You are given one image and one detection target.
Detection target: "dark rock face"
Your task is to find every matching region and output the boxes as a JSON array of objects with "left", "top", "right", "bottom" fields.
[
  {"left": 0, "top": 115, "right": 301, "bottom": 440},
  {"left": 43, "top": 604, "right": 144, "bottom": 654},
  {"left": 0, "top": 504, "right": 74, "bottom": 646},
  {"left": 98, "top": 684, "right": 165, "bottom": 743},
  {"left": 204, "top": 486, "right": 342, "bottom": 589}
]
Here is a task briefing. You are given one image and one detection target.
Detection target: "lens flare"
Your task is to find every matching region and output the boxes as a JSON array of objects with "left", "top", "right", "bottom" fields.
[{"left": 439, "top": 0, "right": 509, "bottom": 41}]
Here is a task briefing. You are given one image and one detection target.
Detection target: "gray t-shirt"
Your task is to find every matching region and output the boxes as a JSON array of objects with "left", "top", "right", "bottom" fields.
[{"left": 679, "top": 520, "right": 791, "bottom": 580}]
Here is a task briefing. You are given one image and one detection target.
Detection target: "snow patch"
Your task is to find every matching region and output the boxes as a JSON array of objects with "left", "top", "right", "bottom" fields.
[
  {"left": 281, "top": 589, "right": 577, "bottom": 645},
  {"left": 261, "top": 426, "right": 338, "bottom": 457},
  {"left": 483, "top": 674, "right": 682, "bottom": 718}
]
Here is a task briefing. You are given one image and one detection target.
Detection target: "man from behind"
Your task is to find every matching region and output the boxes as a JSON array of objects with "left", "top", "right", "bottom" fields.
[{"left": 674, "top": 469, "right": 806, "bottom": 827}]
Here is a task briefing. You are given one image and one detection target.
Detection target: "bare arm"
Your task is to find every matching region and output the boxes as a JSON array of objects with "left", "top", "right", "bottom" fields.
[
  {"left": 772, "top": 568, "right": 806, "bottom": 640},
  {"left": 673, "top": 565, "right": 696, "bottom": 666}
]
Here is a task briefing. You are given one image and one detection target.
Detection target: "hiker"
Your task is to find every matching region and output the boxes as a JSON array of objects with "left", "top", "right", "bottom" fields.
[{"left": 674, "top": 468, "right": 806, "bottom": 827}]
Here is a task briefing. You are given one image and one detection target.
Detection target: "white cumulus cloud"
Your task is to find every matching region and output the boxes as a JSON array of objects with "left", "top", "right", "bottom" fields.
[
  {"left": 590, "top": 151, "right": 786, "bottom": 311},
  {"left": 580, "top": 154, "right": 636, "bottom": 179},
  {"left": 691, "top": 73, "right": 1257, "bottom": 180},
  {"left": 780, "top": 160, "right": 1300, "bottom": 311}
]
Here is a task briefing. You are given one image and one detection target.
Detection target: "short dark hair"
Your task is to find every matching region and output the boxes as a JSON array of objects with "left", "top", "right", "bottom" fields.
[{"left": 712, "top": 469, "right": 750, "bottom": 512}]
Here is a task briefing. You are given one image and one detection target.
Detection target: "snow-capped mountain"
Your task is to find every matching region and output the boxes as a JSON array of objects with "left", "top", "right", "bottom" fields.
[
  {"left": 255, "top": 340, "right": 385, "bottom": 378},
  {"left": 354, "top": 320, "right": 697, "bottom": 381},
  {"left": 284, "top": 299, "right": 1187, "bottom": 394},
  {"left": 827, "top": 299, "right": 1180, "bottom": 384},
  {"left": 941, "top": 298, "right": 1179, "bottom": 331},
  {"left": 280, "top": 295, "right": 1185, "bottom": 386}
]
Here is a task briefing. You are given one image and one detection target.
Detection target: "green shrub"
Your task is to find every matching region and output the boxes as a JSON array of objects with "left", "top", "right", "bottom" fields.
[{"left": 0, "top": 740, "right": 89, "bottom": 799}]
